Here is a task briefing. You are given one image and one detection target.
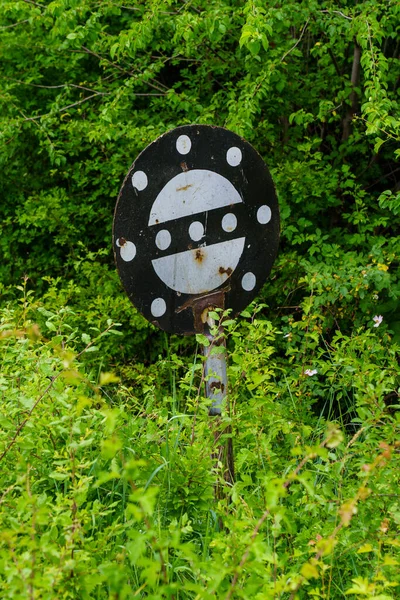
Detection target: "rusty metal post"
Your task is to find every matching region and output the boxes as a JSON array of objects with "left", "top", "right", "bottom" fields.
[
  {"left": 203, "top": 316, "right": 235, "bottom": 489},
  {"left": 203, "top": 317, "right": 227, "bottom": 416}
]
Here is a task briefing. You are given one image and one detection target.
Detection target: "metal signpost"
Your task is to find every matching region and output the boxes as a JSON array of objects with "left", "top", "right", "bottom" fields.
[{"left": 113, "top": 124, "right": 279, "bottom": 483}]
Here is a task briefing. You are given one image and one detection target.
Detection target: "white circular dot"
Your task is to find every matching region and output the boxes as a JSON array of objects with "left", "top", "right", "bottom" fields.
[
  {"left": 176, "top": 135, "right": 192, "bottom": 155},
  {"left": 189, "top": 221, "right": 204, "bottom": 242},
  {"left": 226, "top": 147, "right": 242, "bottom": 167},
  {"left": 221, "top": 213, "right": 237, "bottom": 233},
  {"left": 151, "top": 298, "right": 166, "bottom": 318},
  {"left": 131, "top": 171, "right": 148, "bottom": 191},
  {"left": 242, "top": 272, "right": 256, "bottom": 291},
  {"left": 257, "top": 205, "right": 272, "bottom": 224},
  {"left": 155, "top": 229, "right": 171, "bottom": 251},
  {"left": 120, "top": 241, "right": 136, "bottom": 262}
]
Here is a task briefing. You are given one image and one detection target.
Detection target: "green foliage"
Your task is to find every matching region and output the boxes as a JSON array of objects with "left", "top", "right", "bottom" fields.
[
  {"left": 0, "top": 300, "right": 399, "bottom": 598},
  {"left": 0, "top": 0, "right": 399, "bottom": 598}
]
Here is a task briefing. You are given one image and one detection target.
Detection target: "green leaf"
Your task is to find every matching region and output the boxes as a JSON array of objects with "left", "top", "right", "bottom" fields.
[{"left": 49, "top": 471, "right": 70, "bottom": 480}]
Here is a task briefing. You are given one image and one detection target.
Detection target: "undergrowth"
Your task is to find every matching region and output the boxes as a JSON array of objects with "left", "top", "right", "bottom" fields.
[{"left": 0, "top": 289, "right": 399, "bottom": 599}]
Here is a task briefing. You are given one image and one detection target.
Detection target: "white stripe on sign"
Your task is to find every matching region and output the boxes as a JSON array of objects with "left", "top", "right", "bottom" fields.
[
  {"left": 151, "top": 237, "right": 245, "bottom": 295},
  {"left": 148, "top": 170, "right": 243, "bottom": 226}
]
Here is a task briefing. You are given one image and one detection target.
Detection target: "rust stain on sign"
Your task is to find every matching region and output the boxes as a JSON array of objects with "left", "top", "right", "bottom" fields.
[
  {"left": 176, "top": 287, "right": 228, "bottom": 333},
  {"left": 195, "top": 248, "right": 205, "bottom": 262},
  {"left": 219, "top": 266, "right": 232, "bottom": 276},
  {"left": 176, "top": 183, "right": 193, "bottom": 192}
]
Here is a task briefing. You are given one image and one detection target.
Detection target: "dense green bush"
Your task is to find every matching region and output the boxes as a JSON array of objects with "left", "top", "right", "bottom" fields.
[
  {"left": 0, "top": 299, "right": 399, "bottom": 598},
  {"left": 1, "top": 0, "right": 399, "bottom": 343},
  {"left": 0, "top": 0, "right": 399, "bottom": 598}
]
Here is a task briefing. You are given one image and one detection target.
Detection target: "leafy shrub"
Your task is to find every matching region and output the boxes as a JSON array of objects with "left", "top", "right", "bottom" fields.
[{"left": 0, "top": 298, "right": 398, "bottom": 598}]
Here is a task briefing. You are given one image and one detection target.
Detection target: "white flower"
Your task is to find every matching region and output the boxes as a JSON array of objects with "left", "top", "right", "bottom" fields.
[
  {"left": 373, "top": 315, "right": 383, "bottom": 327},
  {"left": 305, "top": 369, "right": 318, "bottom": 376},
  {"left": 283, "top": 333, "right": 290, "bottom": 338},
  {"left": 373, "top": 294, "right": 379, "bottom": 300}
]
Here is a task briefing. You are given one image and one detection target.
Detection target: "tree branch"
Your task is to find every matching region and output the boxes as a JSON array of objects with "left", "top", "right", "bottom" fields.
[
  {"left": 281, "top": 19, "right": 310, "bottom": 63},
  {"left": 0, "top": 322, "right": 120, "bottom": 464},
  {"left": 225, "top": 508, "right": 271, "bottom": 600},
  {"left": 0, "top": 375, "right": 60, "bottom": 464},
  {"left": 320, "top": 9, "right": 352, "bottom": 20},
  {"left": 80, "top": 45, "right": 169, "bottom": 93},
  {"left": 23, "top": 92, "right": 104, "bottom": 121},
  {"left": 22, "top": 0, "right": 45, "bottom": 8},
  {"left": 0, "top": 19, "right": 30, "bottom": 30},
  {"left": 327, "top": 48, "right": 342, "bottom": 77},
  {"left": 341, "top": 41, "right": 361, "bottom": 142},
  {"left": 4, "top": 77, "right": 110, "bottom": 96}
]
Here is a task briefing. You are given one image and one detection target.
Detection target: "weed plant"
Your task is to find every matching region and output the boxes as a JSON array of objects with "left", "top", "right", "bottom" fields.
[{"left": 0, "top": 287, "right": 398, "bottom": 599}]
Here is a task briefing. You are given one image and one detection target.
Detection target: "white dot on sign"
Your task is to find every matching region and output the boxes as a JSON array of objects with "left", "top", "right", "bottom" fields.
[
  {"left": 222, "top": 213, "right": 237, "bottom": 233},
  {"left": 131, "top": 170, "right": 148, "bottom": 191},
  {"left": 257, "top": 204, "right": 272, "bottom": 224},
  {"left": 120, "top": 241, "right": 136, "bottom": 262},
  {"left": 151, "top": 297, "right": 166, "bottom": 318},
  {"left": 176, "top": 135, "right": 192, "bottom": 155},
  {"left": 242, "top": 272, "right": 256, "bottom": 291},
  {"left": 155, "top": 229, "right": 171, "bottom": 251},
  {"left": 189, "top": 221, "right": 204, "bottom": 242},
  {"left": 226, "top": 146, "right": 242, "bottom": 167}
]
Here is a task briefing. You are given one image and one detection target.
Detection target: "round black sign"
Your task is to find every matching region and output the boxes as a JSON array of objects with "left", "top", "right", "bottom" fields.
[{"left": 113, "top": 125, "right": 279, "bottom": 335}]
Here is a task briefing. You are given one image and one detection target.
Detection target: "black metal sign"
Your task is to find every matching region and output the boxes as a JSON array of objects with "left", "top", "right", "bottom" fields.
[{"left": 113, "top": 125, "right": 279, "bottom": 334}]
